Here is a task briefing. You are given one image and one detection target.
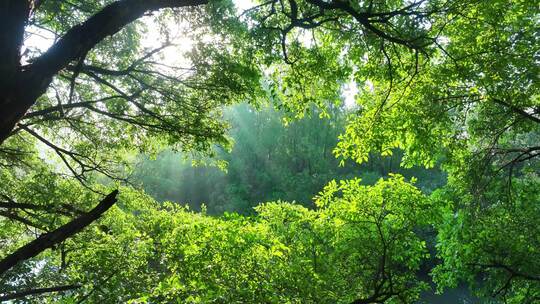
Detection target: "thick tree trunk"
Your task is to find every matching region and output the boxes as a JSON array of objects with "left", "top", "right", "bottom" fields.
[
  {"left": 0, "top": 0, "right": 31, "bottom": 143},
  {"left": 0, "top": 1, "right": 28, "bottom": 81},
  {"left": 0, "top": 92, "right": 35, "bottom": 143}
]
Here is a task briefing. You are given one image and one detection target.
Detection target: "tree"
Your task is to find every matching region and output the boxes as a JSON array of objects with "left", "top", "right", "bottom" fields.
[
  {"left": 0, "top": 175, "right": 434, "bottom": 303},
  {"left": 0, "top": 0, "right": 538, "bottom": 302},
  {"left": 1, "top": 0, "right": 205, "bottom": 142},
  {"left": 132, "top": 103, "right": 445, "bottom": 214},
  {"left": 319, "top": 1, "right": 540, "bottom": 301},
  {"left": 238, "top": 0, "right": 540, "bottom": 301}
]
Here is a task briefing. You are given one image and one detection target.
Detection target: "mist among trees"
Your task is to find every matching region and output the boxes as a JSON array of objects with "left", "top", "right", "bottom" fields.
[
  {"left": 0, "top": 0, "right": 538, "bottom": 303},
  {"left": 133, "top": 104, "right": 446, "bottom": 214}
]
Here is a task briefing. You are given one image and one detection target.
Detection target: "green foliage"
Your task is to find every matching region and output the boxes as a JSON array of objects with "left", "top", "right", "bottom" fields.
[
  {"left": 1, "top": 0, "right": 538, "bottom": 302},
  {"left": 232, "top": 0, "right": 540, "bottom": 301},
  {"left": 432, "top": 177, "right": 540, "bottom": 303},
  {"left": 30, "top": 176, "right": 433, "bottom": 303}
]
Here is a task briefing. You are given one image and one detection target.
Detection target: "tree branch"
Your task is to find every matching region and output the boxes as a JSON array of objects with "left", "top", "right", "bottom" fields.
[
  {"left": 470, "top": 262, "right": 540, "bottom": 282},
  {"left": 0, "top": 194, "right": 83, "bottom": 217},
  {"left": 491, "top": 98, "right": 540, "bottom": 124},
  {"left": 0, "top": 284, "right": 81, "bottom": 301},
  {"left": 0, "top": 190, "right": 119, "bottom": 275},
  {"left": 303, "top": 0, "right": 428, "bottom": 50},
  {"left": 23, "top": 94, "right": 139, "bottom": 120},
  {"left": 0, "top": 210, "right": 47, "bottom": 231},
  {"left": 0, "top": 0, "right": 207, "bottom": 145},
  {"left": 27, "top": 0, "right": 206, "bottom": 83}
]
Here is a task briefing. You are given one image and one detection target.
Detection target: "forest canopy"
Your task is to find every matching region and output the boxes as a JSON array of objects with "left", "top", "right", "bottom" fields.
[{"left": 0, "top": 0, "right": 538, "bottom": 303}]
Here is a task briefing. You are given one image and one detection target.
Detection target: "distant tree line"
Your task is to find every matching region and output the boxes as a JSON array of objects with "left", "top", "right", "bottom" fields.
[{"left": 132, "top": 103, "right": 447, "bottom": 214}]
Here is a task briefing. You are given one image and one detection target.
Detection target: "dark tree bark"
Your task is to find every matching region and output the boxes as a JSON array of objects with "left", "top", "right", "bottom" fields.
[
  {"left": 0, "top": 0, "right": 32, "bottom": 145},
  {"left": 0, "top": 190, "right": 118, "bottom": 276},
  {"left": 0, "top": 1, "right": 29, "bottom": 83}
]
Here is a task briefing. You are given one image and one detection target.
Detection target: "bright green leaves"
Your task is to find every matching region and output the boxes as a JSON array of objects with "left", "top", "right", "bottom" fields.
[
  {"left": 334, "top": 85, "right": 452, "bottom": 169},
  {"left": 312, "top": 175, "right": 436, "bottom": 303},
  {"left": 267, "top": 38, "right": 350, "bottom": 121},
  {"left": 30, "top": 175, "right": 437, "bottom": 303},
  {"left": 127, "top": 175, "right": 435, "bottom": 303},
  {"left": 3, "top": 0, "right": 538, "bottom": 302}
]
